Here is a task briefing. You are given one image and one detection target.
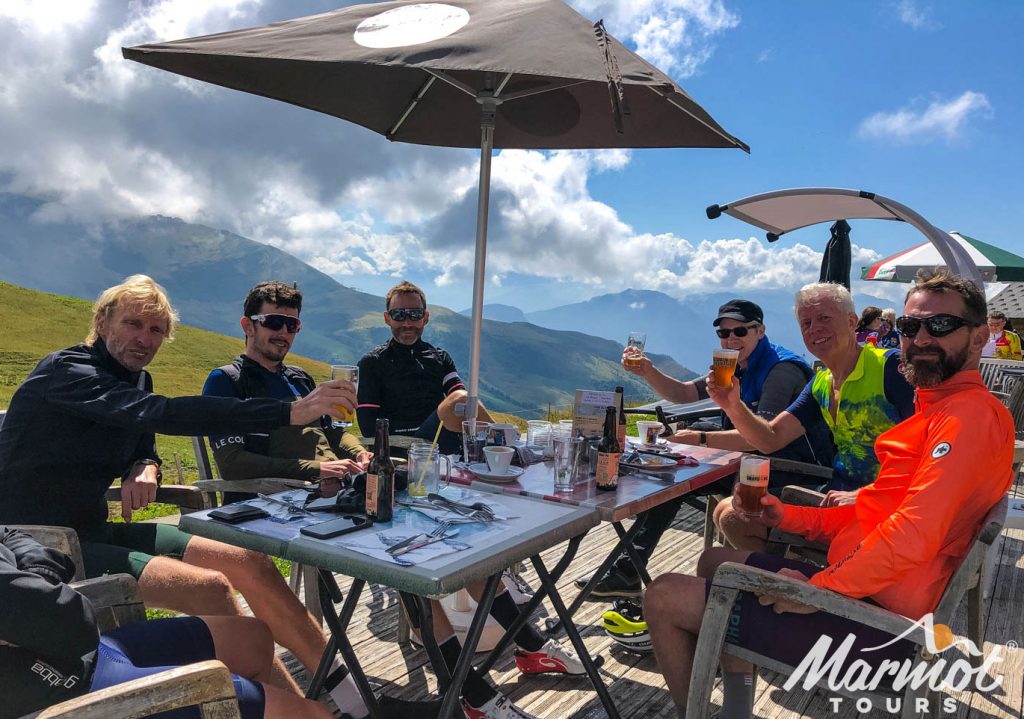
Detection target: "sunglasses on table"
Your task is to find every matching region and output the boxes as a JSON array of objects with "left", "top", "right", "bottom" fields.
[
  {"left": 387, "top": 307, "right": 426, "bottom": 322},
  {"left": 715, "top": 323, "right": 760, "bottom": 339},
  {"left": 895, "top": 314, "right": 975, "bottom": 339},
  {"left": 249, "top": 313, "right": 301, "bottom": 333}
]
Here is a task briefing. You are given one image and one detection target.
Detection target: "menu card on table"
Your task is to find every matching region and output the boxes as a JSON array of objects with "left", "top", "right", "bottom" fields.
[{"left": 572, "top": 389, "right": 620, "bottom": 439}]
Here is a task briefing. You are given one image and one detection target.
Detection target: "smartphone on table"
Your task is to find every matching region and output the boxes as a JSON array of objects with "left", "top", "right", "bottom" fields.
[{"left": 299, "top": 515, "right": 373, "bottom": 539}]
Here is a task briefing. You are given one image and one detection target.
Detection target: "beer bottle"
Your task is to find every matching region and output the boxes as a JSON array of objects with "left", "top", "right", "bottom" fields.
[
  {"left": 595, "top": 406, "right": 621, "bottom": 491},
  {"left": 366, "top": 419, "right": 395, "bottom": 522},
  {"left": 615, "top": 386, "right": 627, "bottom": 448}
]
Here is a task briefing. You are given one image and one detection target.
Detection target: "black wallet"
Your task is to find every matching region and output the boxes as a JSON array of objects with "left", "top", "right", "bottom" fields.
[{"left": 209, "top": 503, "right": 270, "bottom": 524}]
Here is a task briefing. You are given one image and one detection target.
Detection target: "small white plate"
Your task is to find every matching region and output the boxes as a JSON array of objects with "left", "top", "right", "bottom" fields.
[
  {"left": 620, "top": 453, "right": 677, "bottom": 470},
  {"left": 468, "top": 463, "right": 525, "bottom": 483}
]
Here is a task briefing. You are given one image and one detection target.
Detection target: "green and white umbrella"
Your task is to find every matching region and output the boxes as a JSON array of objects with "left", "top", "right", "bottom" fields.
[{"left": 861, "top": 231, "right": 1024, "bottom": 283}]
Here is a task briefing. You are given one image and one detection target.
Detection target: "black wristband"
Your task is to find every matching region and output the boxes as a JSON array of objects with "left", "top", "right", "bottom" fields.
[
  {"left": 699, "top": 431, "right": 707, "bottom": 447},
  {"left": 125, "top": 459, "right": 163, "bottom": 485}
]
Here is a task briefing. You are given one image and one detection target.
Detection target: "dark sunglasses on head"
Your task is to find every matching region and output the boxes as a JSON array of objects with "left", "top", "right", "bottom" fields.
[
  {"left": 249, "top": 313, "right": 301, "bottom": 333},
  {"left": 895, "top": 314, "right": 974, "bottom": 339},
  {"left": 715, "top": 323, "right": 759, "bottom": 339},
  {"left": 387, "top": 307, "right": 425, "bottom": 322}
]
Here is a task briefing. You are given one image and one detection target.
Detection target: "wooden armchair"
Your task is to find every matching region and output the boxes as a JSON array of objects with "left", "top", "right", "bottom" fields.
[
  {"left": 686, "top": 496, "right": 1007, "bottom": 719},
  {"left": 9, "top": 526, "right": 241, "bottom": 719}
]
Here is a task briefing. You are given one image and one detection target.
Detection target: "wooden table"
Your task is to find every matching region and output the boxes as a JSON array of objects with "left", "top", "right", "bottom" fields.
[
  {"left": 447, "top": 443, "right": 743, "bottom": 638},
  {"left": 180, "top": 488, "right": 603, "bottom": 719}
]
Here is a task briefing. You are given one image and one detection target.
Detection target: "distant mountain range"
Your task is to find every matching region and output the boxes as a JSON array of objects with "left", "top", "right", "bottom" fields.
[
  {"left": 0, "top": 193, "right": 692, "bottom": 415},
  {"left": 464, "top": 287, "right": 896, "bottom": 373}
]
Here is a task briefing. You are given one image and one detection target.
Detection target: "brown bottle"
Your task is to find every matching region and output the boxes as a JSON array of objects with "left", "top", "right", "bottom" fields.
[
  {"left": 615, "top": 386, "right": 627, "bottom": 448},
  {"left": 366, "top": 419, "right": 394, "bottom": 521},
  {"left": 595, "top": 406, "right": 621, "bottom": 491}
]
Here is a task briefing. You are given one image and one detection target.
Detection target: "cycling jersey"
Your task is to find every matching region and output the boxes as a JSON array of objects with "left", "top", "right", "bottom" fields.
[
  {"left": 356, "top": 338, "right": 464, "bottom": 437},
  {"left": 786, "top": 345, "right": 915, "bottom": 490},
  {"left": 778, "top": 370, "right": 1014, "bottom": 619}
]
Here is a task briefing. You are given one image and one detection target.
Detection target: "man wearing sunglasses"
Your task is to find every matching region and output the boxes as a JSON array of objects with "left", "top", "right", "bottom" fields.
[
  {"left": 357, "top": 280, "right": 495, "bottom": 455},
  {"left": 645, "top": 270, "right": 1013, "bottom": 719},
  {"left": 582, "top": 299, "right": 832, "bottom": 601},
  {"left": 709, "top": 282, "right": 915, "bottom": 551},
  {"left": 0, "top": 275, "right": 368, "bottom": 716},
  {"left": 202, "top": 281, "right": 372, "bottom": 502}
]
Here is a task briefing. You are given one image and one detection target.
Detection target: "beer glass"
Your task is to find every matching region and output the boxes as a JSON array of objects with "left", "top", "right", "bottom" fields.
[
  {"left": 623, "top": 331, "right": 646, "bottom": 369},
  {"left": 711, "top": 349, "right": 740, "bottom": 388},
  {"left": 552, "top": 429, "right": 579, "bottom": 493},
  {"left": 329, "top": 364, "right": 358, "bottom": 427},
  {"left": 736, "top": 456, "right": 770, "bottom": 517}
]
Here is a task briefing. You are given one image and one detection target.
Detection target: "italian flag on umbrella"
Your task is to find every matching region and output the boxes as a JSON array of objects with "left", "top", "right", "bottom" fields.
[{"left": 862, "top": 231, "right": 1024, "bottom": 283}]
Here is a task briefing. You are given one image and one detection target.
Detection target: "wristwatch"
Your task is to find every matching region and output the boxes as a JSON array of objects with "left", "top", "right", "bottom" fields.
[{"left": 699, "top": 431, "right": 707, "bottom": 447}]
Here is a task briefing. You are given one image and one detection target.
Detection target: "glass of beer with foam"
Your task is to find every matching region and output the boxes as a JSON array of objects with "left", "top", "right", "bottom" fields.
[
  {"left": 711, "top": 348, "right": 739, "bottom": 388},
  {"left": 623, "top": 331, "right": 647, "bottom": 369},
  {"left": 736, "top": 456, "right": 770, "bottom": 517}
]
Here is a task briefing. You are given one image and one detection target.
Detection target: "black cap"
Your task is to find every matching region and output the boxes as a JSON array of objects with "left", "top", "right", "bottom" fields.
[{"left": 713, "top": 299, "right": 764, "bottom": 327}]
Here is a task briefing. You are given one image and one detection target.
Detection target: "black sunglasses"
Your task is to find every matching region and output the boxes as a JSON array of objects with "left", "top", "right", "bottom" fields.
[
  {"left": 715, "top": 323, "right": 759, "bottom": 339},
  {"left": 387, "top": 307, "right": 426, "bottom": 322},
  {"left": 895, "top": 314, "right": 974, "bottom": 339},
  {"left": 249, "top": 313, "right": 301, "bottom": 333}
]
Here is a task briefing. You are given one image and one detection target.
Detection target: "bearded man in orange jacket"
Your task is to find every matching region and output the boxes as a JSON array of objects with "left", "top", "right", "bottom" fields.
[{"left": 644, "top": 269, "right": 1014, "bottom": 719}]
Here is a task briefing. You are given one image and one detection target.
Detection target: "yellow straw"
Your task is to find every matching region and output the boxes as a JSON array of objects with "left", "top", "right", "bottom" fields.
[{"left": 413, "top": 421, "right": 445, "bottom": 495}]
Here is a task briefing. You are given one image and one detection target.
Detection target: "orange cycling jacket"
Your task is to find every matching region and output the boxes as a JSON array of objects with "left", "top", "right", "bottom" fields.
[{"left": 777, "top": 370, "right": 1014, "bottom": 619}]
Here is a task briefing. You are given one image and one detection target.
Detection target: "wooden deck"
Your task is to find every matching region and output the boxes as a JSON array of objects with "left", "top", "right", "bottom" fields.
[{"left": 276, "top": 500, "right": 1024, "bottom": 719}]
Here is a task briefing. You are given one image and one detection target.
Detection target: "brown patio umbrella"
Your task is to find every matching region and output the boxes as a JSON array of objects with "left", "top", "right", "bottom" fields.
[{"left": 123, "top": 0, "right": 748, "bottom": 425}]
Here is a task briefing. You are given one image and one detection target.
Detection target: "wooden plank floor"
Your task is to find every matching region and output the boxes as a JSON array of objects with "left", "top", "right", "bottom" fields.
[{"left": 272, "top": 500, "right": 1024, "bottom": 719}]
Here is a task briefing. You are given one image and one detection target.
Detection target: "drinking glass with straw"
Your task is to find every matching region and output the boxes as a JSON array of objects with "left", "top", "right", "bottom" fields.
[{"left": 408, "top": 422, "right": 445, "bottom": 497}]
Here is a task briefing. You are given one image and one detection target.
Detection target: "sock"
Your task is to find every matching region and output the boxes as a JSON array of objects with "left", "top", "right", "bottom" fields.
[
  {"left": 720, "top": 671, "right": 754, "bottom": 719},
  {"left": 438, "top": 634, "right": 496, "bottom": 708},
  {"left": 325, "top": 658, "right": 369, "bottom": 719},
  {"left": 489, "top": 589, "right": 545, "bottom": 652}
]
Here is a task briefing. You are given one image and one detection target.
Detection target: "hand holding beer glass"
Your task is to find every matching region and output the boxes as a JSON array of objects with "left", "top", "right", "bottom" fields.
[
  {"left": 329, "top": 364, "right": 358, "bottom": 427},
  {"left": 623, "top": 331, "right": 647, "bottom": 371},
  {"left": 732, "top": 456, "right": 782, "bottom": 524}
]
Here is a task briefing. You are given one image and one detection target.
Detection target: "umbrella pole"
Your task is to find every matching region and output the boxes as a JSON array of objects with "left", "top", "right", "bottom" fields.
[{"left": 465, "top": 95, "right": 499, "bottom": 423}]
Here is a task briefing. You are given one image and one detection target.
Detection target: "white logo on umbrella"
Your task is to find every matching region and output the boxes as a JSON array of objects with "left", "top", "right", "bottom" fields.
[
  {"left": 354, "top": 4, "right": 470, "bottom": 49},
  {"left": 931, "top": 442, "right": 951, "bottom": 459}
]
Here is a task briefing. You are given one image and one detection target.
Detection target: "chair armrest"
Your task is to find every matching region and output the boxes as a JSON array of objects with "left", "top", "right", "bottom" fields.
[
  {"left": 35, "top": 660, "right": 241, "bottom": 719},
  {"left": 779, "top": 485, "right": 826, "bottom": 506},
  {"left": 70, "top": 574, "right": 146, "bottom": 629},
  {"left": 104, "top": 485, "right": 209, "bottom": 514},
  {"left": 769, "top": 458, "right": 833, "bottom": 482},
  {"left": 194, "top": 478, "right": 313, "bottom": 495},
  {"left": 711, "top": 562, "right": 924, "bottom": 642}
]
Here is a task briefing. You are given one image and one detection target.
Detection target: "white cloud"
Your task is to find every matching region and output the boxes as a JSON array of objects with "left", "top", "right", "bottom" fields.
[
  {"left": 570, "top": 0, "right": 739, "bottom": 76},
  {"left": 857, "top": 91, "right": 992, "bottom": 144},
  {"left": 629, "top": 301, "right": 646, "bottom": 309},
  {"left": 893, "top": 0, "right": 940, "bottom": 31}
]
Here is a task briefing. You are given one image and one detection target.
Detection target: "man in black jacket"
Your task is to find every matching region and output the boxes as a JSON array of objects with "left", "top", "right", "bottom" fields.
[
  {"left": 0, "top": 275, "right": 368, "bottom": 714},
  {"left": 0, "top": 526, "right": 333, "bottom": 719}
]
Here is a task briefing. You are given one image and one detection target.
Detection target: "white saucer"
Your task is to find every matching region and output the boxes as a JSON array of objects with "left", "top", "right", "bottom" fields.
[{"left": 468, "top": 463, "right": 524, "bottom": 483}]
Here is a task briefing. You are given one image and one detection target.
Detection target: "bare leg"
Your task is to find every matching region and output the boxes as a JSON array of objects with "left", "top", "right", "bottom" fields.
[
  {"left": 438, "top": 390, "right": 494, "bottom": 432},
  {"left": 136, "top": 554, "right": 302, "bottom": 692},
  {"left": 695, "top": 547, "right": 752, "bottom": 580},
  {"left": 644, "top": 573, "right": 710, "bottom": 707},
  {"left": 263, "top": 684, "right": 335, "bottom": 719},
  {"left": 182, "top": 537, "right": 327, "bottom": 677},
  {"left": 200, "top": 615, "right": 280, "bottom": 687},
  {"left": 714, "top": 502, "right": 770, "bottom": 552}
]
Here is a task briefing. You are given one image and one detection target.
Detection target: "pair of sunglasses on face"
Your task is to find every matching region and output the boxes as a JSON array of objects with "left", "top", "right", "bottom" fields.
[
  {"left": 249, "top": 313, "right": 301, "bottom": 333},
  {"left": 895, "top": 314, "right": 975, "bottom": 339},
  {"left": 715, "top": 323, "right": 759, "bottom": 339},
  {"left": 387, "top": 307, "right": 426, "bottom": 322}
]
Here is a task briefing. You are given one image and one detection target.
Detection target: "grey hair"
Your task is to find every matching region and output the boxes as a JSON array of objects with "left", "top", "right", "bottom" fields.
[{"left": 794, "top": 282, "right": 855, "bottom": 318}]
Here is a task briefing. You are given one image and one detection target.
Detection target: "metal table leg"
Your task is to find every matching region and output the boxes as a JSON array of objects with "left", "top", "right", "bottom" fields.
[
  {"left": 399, "top": 592, "right": 452, "bottom": 692},
  {"left": 478, "top": 533, "right": 586, "bottom": 673},
  {"left": 532, "top": 554, "right": 622, "bottom": 719},
  {"left": 612, "top": 520, "right": 653, "bottom": 585},
  {"left": 546, "top": 519, "right": 647, "bottom": 635},
  {"left": 311, "top": 570, "right": 381, "bottom": 719}
]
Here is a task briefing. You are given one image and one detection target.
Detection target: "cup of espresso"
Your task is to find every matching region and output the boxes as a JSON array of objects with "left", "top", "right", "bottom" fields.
[
  {"left": 711, "top": 348, "right": 740, "bottom": 388},
  {"left": 483, "top": 446, "right": 515, "bottom": 475},
  {"left": 636, "top": 420, "right": 664, "bottom": 446},
  {"left": 736, "top": 456, "right": 770, "bottom": 517}
]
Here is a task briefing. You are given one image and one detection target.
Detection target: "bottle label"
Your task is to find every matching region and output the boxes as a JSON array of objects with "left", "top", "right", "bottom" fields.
[
  {"left": 595, "top": 452, "right": 620, "bottom": 488},
  {"left": 365, "top": 473, "right": 379, "bottom": 515}
]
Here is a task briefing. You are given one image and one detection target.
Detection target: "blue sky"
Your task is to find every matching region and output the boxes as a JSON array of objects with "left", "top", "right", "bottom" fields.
[{"left": 1, "top": 0, "right": 1021, "bottom": 312}]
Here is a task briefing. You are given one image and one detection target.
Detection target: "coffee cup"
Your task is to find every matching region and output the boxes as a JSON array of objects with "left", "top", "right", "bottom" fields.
[
  {"left": 483, "top": 446, "right": 515, "bottom": 475},
  {"left": 636, "top": 420, "right": 664, "bottom": 446}
]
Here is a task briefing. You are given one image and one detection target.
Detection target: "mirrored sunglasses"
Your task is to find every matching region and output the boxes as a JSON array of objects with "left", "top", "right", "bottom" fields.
[
  {"left": 715, "top": 323, "right": 759, "bottom": 339},
  {"left": 895, "top": 314, "right": 972, "bottom": 339},
  {"left": 249, "top": 313, "right": 301, "bottom": 333},
  {"left": 387, "top": 307, "right": 425, "bottom": 322}
]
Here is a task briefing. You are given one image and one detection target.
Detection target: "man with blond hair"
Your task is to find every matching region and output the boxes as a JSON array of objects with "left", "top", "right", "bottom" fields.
[
  {"left": 0, "top": 275, "right": 375, "bottom": 715},
  {"left": 709, "top": 282, "right": 914, "bottom": 550}
]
